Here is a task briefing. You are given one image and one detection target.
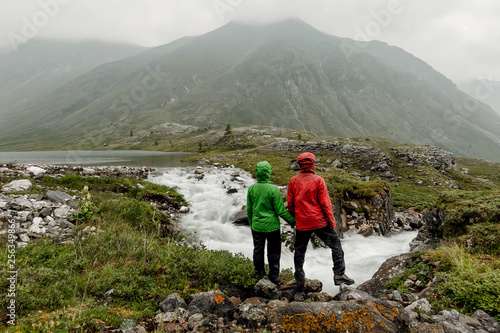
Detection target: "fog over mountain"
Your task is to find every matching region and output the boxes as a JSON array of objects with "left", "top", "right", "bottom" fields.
[{"left": 1, "top": 19, "right": 499, "bottom": 161}]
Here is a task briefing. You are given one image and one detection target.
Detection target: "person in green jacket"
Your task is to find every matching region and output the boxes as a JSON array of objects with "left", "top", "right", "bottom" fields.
[{"left": 247, "top": 161, "right": 295, "bottom": 285}]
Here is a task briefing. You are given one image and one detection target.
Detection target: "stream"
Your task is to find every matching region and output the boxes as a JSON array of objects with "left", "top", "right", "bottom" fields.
[{"left": 150, "top": 165, "right": 417, "bottom": 296}]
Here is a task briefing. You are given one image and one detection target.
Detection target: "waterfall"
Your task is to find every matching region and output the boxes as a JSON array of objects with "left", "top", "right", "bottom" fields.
[{"left": 150, "top": 165, "right": 417, "bottom": 295}]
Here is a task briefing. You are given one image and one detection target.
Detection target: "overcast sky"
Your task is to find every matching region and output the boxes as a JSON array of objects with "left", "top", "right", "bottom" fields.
[{"left": 1, "top": 0, "right": 499, "bottom": 84}]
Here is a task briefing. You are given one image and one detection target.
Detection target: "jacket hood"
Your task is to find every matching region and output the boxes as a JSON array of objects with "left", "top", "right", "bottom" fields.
[
  {"left": 256, "top": 161, "right": 272, "bottom": 182},
  {"left": 297, "top": 152, "right": 315, "bottom": 173}
]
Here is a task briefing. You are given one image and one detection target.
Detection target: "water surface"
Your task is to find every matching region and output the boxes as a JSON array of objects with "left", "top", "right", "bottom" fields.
[{"left": 0, "top": 150, "right": 196, "bottom": 168}]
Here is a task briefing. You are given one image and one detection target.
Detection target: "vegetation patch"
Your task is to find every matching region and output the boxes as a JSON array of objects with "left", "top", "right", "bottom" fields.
[{"left": 0, "top": 175, "right": 256, "bottom": 330}]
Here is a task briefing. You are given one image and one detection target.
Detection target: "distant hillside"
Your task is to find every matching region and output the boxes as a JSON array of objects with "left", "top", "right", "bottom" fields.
[
  {"left": 1, "top": 20, "right": 500, "bottom": 161},
  {"left": 458, "top": 79, "right": 500, "bottom": 116},
  {"left": 0, "top": 39, "right": 145, "bottom": 121}
]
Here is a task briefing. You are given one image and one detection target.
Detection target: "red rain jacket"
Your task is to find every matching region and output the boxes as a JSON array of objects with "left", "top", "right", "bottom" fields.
[{"left": 287, "top": 152, "right": 336, "bottom": 230}]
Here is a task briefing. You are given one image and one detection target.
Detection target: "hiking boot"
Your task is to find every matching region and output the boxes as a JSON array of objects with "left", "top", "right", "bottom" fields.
[
  {"left": 270, "top": 277, "right": 283, "bottom": 286},
  {"left": 295, "top": 278, "right": 305, "bottom": 291},
  {"left": 334, "top": 274, "right": 355, "bottom": 286}
]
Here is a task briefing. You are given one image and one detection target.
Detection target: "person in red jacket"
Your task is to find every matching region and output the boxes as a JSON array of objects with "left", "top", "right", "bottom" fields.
[{"left": 287, "top": 152, "right": 354, "bottom": 289}]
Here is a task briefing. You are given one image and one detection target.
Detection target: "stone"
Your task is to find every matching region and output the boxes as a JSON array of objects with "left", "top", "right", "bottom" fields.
[
  {"left": 54, "top": 206, "right": 72, "bottom": 218},
  {"left": 268, "top": 300, "right": 410, "bottom": 333},
  {"left": 358, "top": 253, "right": 412, "bottom": 297},
  {"left": 472, "top": 310, "right": 500, "bottom": 333},
  {"left": 11, "top": 197, "right": 33, "bottom": 209},
  {"left": 187, "top": 291, "right": 235, "bottom": 322},
  {"left": 159, "top": 293, "right": 187, "bottom": 313},
  {"left": 2, "top": 179, "right": 32, "bottom": 192},
  {"left": 237, "top": 300, "right": 267, "bottom": 329},
  {"left": 405, "top": 298, "right": 433, "bottom": 321},
  {"left": 232, "top": 209, "right": 248, "bottom": 225},
  {"left": 45, "top": 190, "right": 76, "bottom": 207},
  {"left": 27, "top": 166, "right": 46, "bottom": 179},
  {"left": 254, "top": 278, "right": 278, "bottom": 299},
  {"left": 337, "top": 284, "right": 377, "bottom": 302},
  {"left": 19, "top": 234, "right": 30, "bottom": 242}
]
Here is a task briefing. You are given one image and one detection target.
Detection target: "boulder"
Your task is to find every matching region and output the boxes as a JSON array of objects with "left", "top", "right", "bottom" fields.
[
  {"left": 27, "top": 166, "right": 46, "bottom": 179},
  {"left": 159, "top": 293, "right": 187, "bottom": 313},
  {"left": 232, "top": 209, "right": 249, "bottom": 225},
  {"left": 45, "top": 190, "right": 76, "bottom": 207},
  {"left": 187, "top": 291, "right": 235, "bottom": 322},
  {"left": 357, "top": 253, "right": 412, "bottom": 297},
  {"left": 2, "top": 179, "right": 32, "bottom": 193},
  {"left": 268, "top": 300, "right": 410, "bottom": 333}
]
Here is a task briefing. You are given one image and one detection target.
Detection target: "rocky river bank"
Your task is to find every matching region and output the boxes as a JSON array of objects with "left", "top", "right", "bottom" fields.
[{"left": 1, "top": 163, "right": 499, "bottom": 332}]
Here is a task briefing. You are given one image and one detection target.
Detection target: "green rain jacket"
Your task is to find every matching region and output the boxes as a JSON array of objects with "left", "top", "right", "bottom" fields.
[{"left": 247, "top": 161, "right": 295, "bottom": 232}]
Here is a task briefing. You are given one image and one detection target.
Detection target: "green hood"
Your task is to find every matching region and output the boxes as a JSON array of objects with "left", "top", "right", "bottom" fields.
[{"left": 256, "top": 161, "right": 271, "bottom": 183}]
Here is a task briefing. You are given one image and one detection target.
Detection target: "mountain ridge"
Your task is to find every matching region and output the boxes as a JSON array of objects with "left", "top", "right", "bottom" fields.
[{"left": 1, "top": 19, "right": 499, "bottom": 161}]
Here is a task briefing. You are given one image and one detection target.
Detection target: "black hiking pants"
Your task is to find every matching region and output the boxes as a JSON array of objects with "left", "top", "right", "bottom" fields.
[
  {"left": 294, "top": 226, "right": 346, "bottom": 281},
  {"left": 251, "top": 229, "right": 281, "bottom": 282}
]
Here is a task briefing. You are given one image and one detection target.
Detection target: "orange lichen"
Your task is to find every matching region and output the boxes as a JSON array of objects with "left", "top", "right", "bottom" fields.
[{"left": 214, "top": 294, "right": 225, "bottom": 304}]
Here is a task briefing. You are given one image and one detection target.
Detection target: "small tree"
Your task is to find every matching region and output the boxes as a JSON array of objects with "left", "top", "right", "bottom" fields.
[
  {"left": 130, "top": 130, "right": 133, "bottom": 137},
  {"left": 225, "top": 123, "right": 232, "bottom": 136}
]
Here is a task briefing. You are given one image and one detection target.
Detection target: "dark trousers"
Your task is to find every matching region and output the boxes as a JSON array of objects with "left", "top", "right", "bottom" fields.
[
  {"left": 252, "top": 229, "right": 281, "bottom": 281},
  {"left": 294, "top": 226, "right": 346, "bottom": 281}
]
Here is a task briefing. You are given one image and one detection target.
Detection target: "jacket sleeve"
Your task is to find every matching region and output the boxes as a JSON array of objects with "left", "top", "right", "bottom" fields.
[
  {"left": 246, "top": 188, "right": 253, "bottom": 227},
  {"left": 287, "top": 180, "right": 295, "bottom": 217},
  {"left": 273, "top": 187, "right": 295, "bottom": 225},
  {"left": 318, "top": 177, "right": 336, "bottom": 228}
]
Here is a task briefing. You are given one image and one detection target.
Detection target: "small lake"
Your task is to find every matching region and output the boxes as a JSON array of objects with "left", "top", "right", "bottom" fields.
[{"left": 0, "top": 150, "right": 196, "bottom": 168}]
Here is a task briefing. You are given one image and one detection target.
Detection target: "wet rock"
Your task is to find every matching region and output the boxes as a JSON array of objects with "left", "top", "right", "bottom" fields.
[
  {"left": 358, "top": 253, "right": 412, "bottom": 297},
  {"left": 231, "top": 208, "right": 248, "bottom": 225}
]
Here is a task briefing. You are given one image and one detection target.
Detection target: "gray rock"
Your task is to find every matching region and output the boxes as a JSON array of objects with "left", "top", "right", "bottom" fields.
[
  {"left": 232, "top": 209, "right": 248, "bottom": 225},
  {"left": 237, "top": 301, "right": 267, "bottom": 329},
  {"left": 472, "top": 310, "right": 500, "bottom": 333},
  {"left": 2, "top": 179, "right": 32, "bottom": 192},
  {"left": 338, "top": 284, "right": 377, "bottom": 302},
  {"left": 11, "top": 197, "right": 33, "bottom": 209},
  {"left": 254, "top": 278, "right": 278, "bottom": 299},
  {"left": 159, "top": 293, "right": 187, "bottom": 313},
  {"left": 358, "top": 253, "right": 412, "bottom": 297},
  {"left": 27, "top": 166, "right": 46, "bottom": 179},
  {"left": 45, "top": 190, "right": 76, "bottom": 207},
  {"left": 187, "top": 291, "right": 235, "bottom": 321},
  {"left": 269, "top": 300, "right": 410, "bottom": 333},
  {"left": 54, "top": 206, "right": 73, "bottom": 218},
  {"left": 405, "top": 298, "right": 433, "bottom": 321},
  {"left": 19, "top": 234, "right": 30, "bottom": 242}
]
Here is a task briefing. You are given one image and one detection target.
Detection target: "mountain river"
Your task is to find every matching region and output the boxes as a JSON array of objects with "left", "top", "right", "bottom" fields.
[{"left": 150, "top": 165, "right": 417, "bottom": 296}]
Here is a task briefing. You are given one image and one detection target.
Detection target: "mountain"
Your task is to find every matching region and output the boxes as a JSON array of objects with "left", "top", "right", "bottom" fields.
[
  {"left": 458, "top": 79, "right": 500, "bottom": 116},
  {"left": 0, "top": 39, "right": 145, "bottom": 121},
  {"left": 1, "top": 19, "right": 500, "bottom": 161}
]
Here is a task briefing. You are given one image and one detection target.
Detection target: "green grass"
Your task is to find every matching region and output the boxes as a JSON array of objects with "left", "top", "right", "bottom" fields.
[
  {"left": 457, "top": 157, "right": 500, "bottom": 186},
  {"left": 385, "top": 187, "right": 500, "bottom": 321},
  {"left": 432, "top": 244, "right": 500, "bottom": 319},
  {"left": 0, "top": 175, "right": 257, "bottom": 331}
]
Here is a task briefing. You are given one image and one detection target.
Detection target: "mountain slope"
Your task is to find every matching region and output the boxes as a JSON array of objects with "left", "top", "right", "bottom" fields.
[
  {"left": 1, "top": 20, "right": 500, "bottom": 161},
  {"left": 0, "top": 39, "right": 145, "bottom": 123}
]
